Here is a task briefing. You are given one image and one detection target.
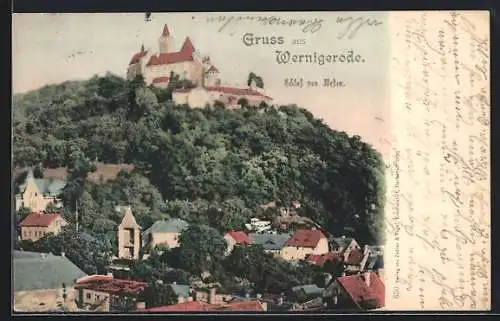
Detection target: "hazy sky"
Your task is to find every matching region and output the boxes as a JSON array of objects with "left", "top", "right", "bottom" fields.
[{"left": 12, "top": 12, "right": 391, "bottom": 158}]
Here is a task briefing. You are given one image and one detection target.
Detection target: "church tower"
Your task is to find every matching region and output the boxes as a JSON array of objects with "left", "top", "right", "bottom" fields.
[
  {"left": 158, "top": 24, "right": 174, "bottom": 54},
  {"left": 118, "top": 206, "right": 141, "bottom": 260}
]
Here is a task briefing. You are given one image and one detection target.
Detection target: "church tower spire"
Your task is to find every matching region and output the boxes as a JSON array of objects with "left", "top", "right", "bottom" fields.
[{"left": 158, "top": 24, "right": 173, "bottom": 54}]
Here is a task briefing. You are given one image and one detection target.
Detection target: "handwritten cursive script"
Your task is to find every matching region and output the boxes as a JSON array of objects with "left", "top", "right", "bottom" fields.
[
  {"left": 336, "top": 16, "right": 383, "bottom": 39},
  {"left": 386, "top": 11, "right": 490, "bottom": 310}
]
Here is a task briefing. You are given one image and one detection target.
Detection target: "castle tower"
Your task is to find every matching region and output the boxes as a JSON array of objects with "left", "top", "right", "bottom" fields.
[
  {"left": 158, "top": 24, "right": 174, "bottom": 54},
  {"left": 118, "top": 206, "right": 141, "bottom": 260}
]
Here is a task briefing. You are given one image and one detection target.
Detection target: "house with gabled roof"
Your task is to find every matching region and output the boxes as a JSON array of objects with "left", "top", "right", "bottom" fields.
[
  {"left": 224, "top": 230, "right": 252, "bottom": 256},
  {"left": 279, "top": 229, "right": 329, "bottom": 261},
  {"left": 249, "top": 232, "right": 291, "bottom": 256},
  {"left": 330, "top": 236, "right": 360, "bottom": 259},
  {"left": 323, "top": 272, "right": 385, "bottom": 310},
  {"left": 19, "top": 212, "right": 67, "bottom": 242},
  {"left": 13, "top": 251, "right": 87, "bottom": 312},
  {"left": 15, "top": 168, "right": 65, "bottom": 212},
  {"left": 142, "top": 218, "right": 189, "bottom": 249},
  {"left": 75, "top": 275, "right": 147, "bottom": 312}
]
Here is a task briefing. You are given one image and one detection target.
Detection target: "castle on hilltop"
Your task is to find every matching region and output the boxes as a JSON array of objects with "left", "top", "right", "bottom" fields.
[{"left": 127, "top": 24, "right": 272, "bottom": 108}]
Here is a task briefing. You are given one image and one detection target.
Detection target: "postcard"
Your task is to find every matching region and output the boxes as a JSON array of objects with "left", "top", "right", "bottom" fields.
[{"left": 11, "top": 11, "right": 490, "bottom": 312}]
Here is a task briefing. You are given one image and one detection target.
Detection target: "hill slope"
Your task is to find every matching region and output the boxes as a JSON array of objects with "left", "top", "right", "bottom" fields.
[{"left": 12, "top": 73, "right": 386, "bottom": 244}]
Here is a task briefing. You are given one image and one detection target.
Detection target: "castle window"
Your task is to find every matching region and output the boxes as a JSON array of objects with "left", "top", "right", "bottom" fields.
[{"left": 86, "top": 293, "right": 91, "bottom": 300}]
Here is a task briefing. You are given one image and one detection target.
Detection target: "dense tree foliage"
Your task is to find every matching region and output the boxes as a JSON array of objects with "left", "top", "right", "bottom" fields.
[
  {"left": 222, "top": 244, "right": 323, "bottom": 294},
  {"left": 18, "top": 227, "right": 113, "bottom": 275},
  {"left": 13, "top": 73, "right": 385, "bottom": 244},
  {"left": 170, "top": 224, "right": 227, "bottom": 275}
]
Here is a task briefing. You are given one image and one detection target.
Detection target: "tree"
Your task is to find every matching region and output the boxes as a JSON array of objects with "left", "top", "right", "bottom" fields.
[
  {"left": 62, "top": 150, "right": 96, "bottom": 212},
  {"left": 177, "top": 224, "right": 227, "bottom": 276},
  {"left": 141, "top": 281, "right": 178, "bottom": 308},
  {"left": 32, "top": 227, "right": 112, "bottom": 275},
  {"left": 33, "top": 164, "right": 44, "bottom": 178},
  {"left": 247, "top": 72, "right": 264, "bottom": 89}
]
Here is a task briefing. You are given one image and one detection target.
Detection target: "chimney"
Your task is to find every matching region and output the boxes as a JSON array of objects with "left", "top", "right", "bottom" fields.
[
  {"left": 136, "top": 302, "right": 146, "bottom": 310},
  {"left": 364, "top": 272, "right": 371, "bottom": 287},
  {"left": 209, "top": 287, "right": 216, "bottom": 305}
]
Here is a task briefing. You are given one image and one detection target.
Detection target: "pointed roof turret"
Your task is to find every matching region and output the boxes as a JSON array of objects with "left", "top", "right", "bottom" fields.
[
  {"left": 161, "top": 24, "right": 170, "bottom": 37},
  {"left": 119, "top": 206, "right": 141, "bottom": 229},
  {"left": 181, "top": 37, "right": 195, "bottom": 53}
]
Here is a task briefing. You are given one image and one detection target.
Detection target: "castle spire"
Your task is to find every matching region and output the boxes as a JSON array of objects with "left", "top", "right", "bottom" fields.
[{"left": 162, "top": 24, "right": 170, "bottom": 37}]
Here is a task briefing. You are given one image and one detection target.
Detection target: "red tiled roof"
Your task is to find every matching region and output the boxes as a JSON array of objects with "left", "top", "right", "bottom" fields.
[
  {"left": 141, "top": 300, "right": 264, "bottom": 312},
  {"left": 181, "top": 37, "right": 195, "bottom": 53},
  {"left": 152, "top": 76, "right": 169, "bottom": 84},
  {"left": 172, "top": 86, "right": 272, "bottom": 100},
  {"left": 337, "top": 272, "right": 385, "bottom": 309},
  {"left": 76, "top": 277, "right": 147, "bottom": 295},
  {"left": 146, "top": 37, "right": 195, "bottom": 66},
  {"left": 204, "top": 86, "right": 273, "bottom": 99},
  {"left": 77, "top": 274, "right": 113, "bottom": 284},
  {"left": 129, "top": 50, "right": 149, "bottom": 65},
  {"left": 346, "top": 249, "right": 364, "bottom": 265},
  {"left": 307, "top": 252, "right": 342, "bottom": 267},
  {"left": 285, "top": 229, "right": 326, "bottom": 248},
  {"left": 207, "top": 300, "right": 264, "bottom": 311},
  {"left": 20, "top": 212, "right": 63, "bottom": 227},
  {"left": 162, "top": 24, "right": 170, "bottom": 37},
  {"left": 141, "top": 301, "right": 208, "bottom": 312},
  {"left": 226, "top": 231, "right": 252, "bottom": 244}
]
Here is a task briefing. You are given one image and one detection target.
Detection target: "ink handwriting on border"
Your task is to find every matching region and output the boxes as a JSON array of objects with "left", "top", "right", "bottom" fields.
[
  {"left": 336, "top": 16, "right": 383, "bottom": 40},
  {"left": 206, "top": 15, "right": 324, "bottom": 34}
]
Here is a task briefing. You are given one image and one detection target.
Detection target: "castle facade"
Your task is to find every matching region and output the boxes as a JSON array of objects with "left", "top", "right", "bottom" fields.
[{"left": 127, "top": 24, "right": 272, "bottom": 108}]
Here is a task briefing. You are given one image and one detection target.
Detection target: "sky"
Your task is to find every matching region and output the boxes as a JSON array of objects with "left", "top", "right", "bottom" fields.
[{"left": 12, "top": 12, "right": 391, "bottom": 158}]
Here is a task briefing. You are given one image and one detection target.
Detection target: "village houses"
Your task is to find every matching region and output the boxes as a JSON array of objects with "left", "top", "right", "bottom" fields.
[
  {"left": 322, "top": 271, "right": 385, "bottom": 310},
  {"left": 19, "top": 212, "right": 67, "bottom": 242},
  {"left": 279, "top": 229, "right": 329, "bottom": 261},
  {"left": 223, "top": 230, "right": 252, "bottom": 256},
  {"left": 142, "top": 218, "right": 189, "bottom": 249},
  {"left": 13, "top": 251, "right": 87, "bottom": 312},
  {"left": 74, "top": 274, "right": 147, "bottom": 312},
  {"left": 248, "top": 232, "right": 292, "bottom": 256}
]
